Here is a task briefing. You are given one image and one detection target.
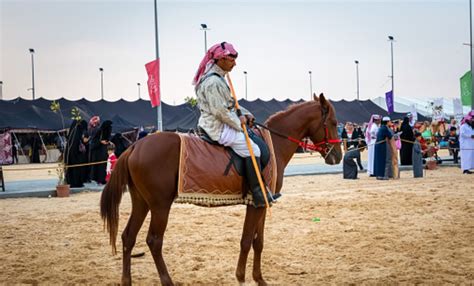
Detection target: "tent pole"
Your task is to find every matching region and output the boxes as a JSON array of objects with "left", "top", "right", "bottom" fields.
[
  {"left": 12, "top": 132, "right": 26, "bottom": 159},
  {"left": 37, "top": 130, "right": 48, "bottom": 163},
  {"left": 56, "top": 131, "right": 65, "bottom": 150}
]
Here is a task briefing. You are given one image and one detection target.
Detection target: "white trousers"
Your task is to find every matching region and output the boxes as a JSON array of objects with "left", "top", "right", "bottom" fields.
[
  {"left": 367, "top": 143, "right": 375, "bottom": 175},
  {"left": 218, "top": 124, "right": 260, "bottom": 158}
]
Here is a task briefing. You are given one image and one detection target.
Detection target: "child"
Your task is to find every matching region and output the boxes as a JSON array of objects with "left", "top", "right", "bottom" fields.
[
  {"left": 412, "top": 131, "right": 424, "bottom": 178},
  {"left": 105, "top": 143, "right": 117, "bottom": 183},
  {"left": 444, "top": 126, "right": 459, "bottom": 164}
]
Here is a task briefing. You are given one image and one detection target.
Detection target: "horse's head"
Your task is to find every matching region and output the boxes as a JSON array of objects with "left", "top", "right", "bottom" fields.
[{"left": 306, "top": 93, "right": 342, "bottom": 165}]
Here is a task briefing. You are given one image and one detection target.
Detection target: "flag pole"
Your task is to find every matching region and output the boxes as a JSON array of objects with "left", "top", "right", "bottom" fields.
[
  {"left": 154, "top": 0, "right": 163, "bottom": 131},
  {"left": 226, "top": 74, "right": 271, "bottom": 211},
  {"left": 470, "top": 0, "right": 474, "bottom": 109}
]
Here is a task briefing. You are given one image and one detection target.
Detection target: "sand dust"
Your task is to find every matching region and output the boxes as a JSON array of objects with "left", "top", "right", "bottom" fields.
[{"left": 0, "top": 166, "right": 472, "bottom": 284}]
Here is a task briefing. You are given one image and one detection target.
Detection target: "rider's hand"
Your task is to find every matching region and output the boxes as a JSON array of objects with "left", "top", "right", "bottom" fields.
[
  {"left": 239, "top": 115, "right": 247, "bottom": 125},
  {"left": 245, "top": 115, "right": 255, "bottom": 127}
]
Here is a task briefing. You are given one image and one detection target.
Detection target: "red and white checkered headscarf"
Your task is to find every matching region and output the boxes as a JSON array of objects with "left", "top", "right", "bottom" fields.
[
  {"left": 461, "top": 110, "right": 474, "bottom": 125},
  {"left": 89, "top": 116, "right": 100, "bottom": 129},
  {"left": 192, "top": 42, "right": 238, "bottom": 86},
  {"left": 365, "top": 114, "right": 381, "bottom": 139}
]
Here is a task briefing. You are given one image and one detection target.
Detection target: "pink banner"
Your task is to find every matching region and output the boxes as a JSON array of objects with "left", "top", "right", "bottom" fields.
[
  {"left": 145, "top": 59, "right": 161, "bottom": 107},
  {"left": 0, "top": 132, "right": 13, "bottom": 165}
]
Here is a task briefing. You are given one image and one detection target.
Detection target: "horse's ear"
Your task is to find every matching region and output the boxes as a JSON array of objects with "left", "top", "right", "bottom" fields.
[
  {"left": 319, "top": 93, "right": 329, "bottom": 109},
  {"left": 313, "top": 93, "right": 319, "bottom": 102}
]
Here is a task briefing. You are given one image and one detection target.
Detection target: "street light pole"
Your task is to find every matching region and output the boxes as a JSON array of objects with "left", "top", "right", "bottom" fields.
[
  {"left": 470, "top": 0, "right": 474, "bottom": 109},
  {"left": 29, "top": 48, "right": 35, "bottom": 100},
  {"left": 154, "top": 0, "right": 163, "bottom": 131},
  {"left": 388, "top": 36, "right": 395, "bottom": 98},
  {"left": 200, "top": 24, "right": 209, "bottom": 53},
  {"left": 308, "top": 70, "right": 313, "bottom": 100},
  {"left": 243, "top": 71, "right": 248, "bottom": 100},
  {"left": 355, "top": 60, "right": 360, "bottom": 100},
  {"left": 137, "top": 82, "right": 141, "bottom": 99},
  {"left": 99, "top": 67, "right": 104, "bottom": 100}
]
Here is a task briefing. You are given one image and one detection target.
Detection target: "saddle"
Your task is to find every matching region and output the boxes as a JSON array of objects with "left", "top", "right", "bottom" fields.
[
  {"left": 198, "top": 127, "right": 270, "bottom": 176},
  {"left": 175, "top": 128, "right": 277, "bottom": 207}
]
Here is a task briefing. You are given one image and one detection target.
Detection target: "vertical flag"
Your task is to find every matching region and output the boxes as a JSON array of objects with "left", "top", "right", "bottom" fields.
[
  {"left": 145, "top": 59, "right": 160, "bottom": 107},
  {"left": 385, "top": 90, "right": 394, "bottom": 114},
  {"left": 460, "top": 71, "right": 472, "bottom": 106}
]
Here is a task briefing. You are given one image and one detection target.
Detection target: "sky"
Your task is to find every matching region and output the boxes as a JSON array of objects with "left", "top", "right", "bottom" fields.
[{"left": 0, "top": 0, "right": 471, "bottom": 105}]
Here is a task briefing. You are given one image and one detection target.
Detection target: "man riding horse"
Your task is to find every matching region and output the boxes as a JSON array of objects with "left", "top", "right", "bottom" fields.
[{"left": 192, "top": 41, "right": 274, "bottom": 208}]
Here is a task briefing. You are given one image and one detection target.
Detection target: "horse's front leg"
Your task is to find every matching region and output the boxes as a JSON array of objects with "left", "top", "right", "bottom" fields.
[
  {"left": 236, "top": 206, "right": 266, "bottom": 284},
  {"left": 252, "top": 210, "right": 267, "bottom": 285}
]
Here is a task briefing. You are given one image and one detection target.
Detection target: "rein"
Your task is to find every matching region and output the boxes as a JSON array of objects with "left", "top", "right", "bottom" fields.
[{"left": 254, "top": 109, "right": 341, "bottom": 157}]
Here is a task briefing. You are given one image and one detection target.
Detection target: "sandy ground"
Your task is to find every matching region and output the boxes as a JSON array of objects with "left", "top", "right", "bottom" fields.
[{"left": 0, "top": 166, "right": 472, "bottom": 284}]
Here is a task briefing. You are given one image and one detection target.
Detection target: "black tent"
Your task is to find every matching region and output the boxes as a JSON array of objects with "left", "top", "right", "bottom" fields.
[{"left": 0, "top": 97, "right": 427, "bottom": 132}]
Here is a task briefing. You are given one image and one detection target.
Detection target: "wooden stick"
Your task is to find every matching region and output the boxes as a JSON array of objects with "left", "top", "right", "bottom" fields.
[{"left": 226, "top": 74, "right": 271, "bottom": 211}]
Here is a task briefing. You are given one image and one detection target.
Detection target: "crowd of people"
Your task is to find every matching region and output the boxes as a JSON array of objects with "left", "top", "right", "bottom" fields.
[
  {"left": 342, "top": 110, "right": 474, "bottom": 180},
  {"left": 63, "top": 116, "right": 131, "bottom": 188}
]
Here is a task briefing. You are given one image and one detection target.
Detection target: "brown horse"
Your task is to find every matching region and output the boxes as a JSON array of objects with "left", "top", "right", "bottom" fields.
[{"left": 100, "top": 93, "right": 342, "bottom": 285}]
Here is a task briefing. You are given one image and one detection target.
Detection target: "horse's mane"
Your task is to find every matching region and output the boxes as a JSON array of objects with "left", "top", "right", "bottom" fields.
[{"left": 266, "top": 100, "right": 318, "bottom": 125}]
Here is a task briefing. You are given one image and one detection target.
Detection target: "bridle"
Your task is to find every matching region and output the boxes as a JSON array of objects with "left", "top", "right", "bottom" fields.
[{"left": 255, "top": 105, "right": 341, "bottom": 159}]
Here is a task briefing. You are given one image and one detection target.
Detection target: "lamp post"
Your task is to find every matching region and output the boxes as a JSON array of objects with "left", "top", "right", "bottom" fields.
[
  {"left": 388, "top": 36, "right": 395, "bottom": 98},
  {"left": 355, "top": 60, "right": 360, "bottom": 100},
  {"left": 200, "top": 23, "right": 209, "bottom": 53},
  {"left": 308, "top": 70, "right": 313, "bottom": 100},
  {"left": 137, "top": 82, "right": 141, "bottom": 99},
  {"left": 470, "top": 0, "right": 474, "bottom": 109},
  {"left": 0, "top": 81, "right": 3, "bottom": 100},
  {"left": 99, "top": 67, "right": 104, "bottom": 100},
  {"left": 29, "top": 48, "right": 35, "bottom": 100},
  {"left": 243, "top": 71, "right": 248, "bottom": 100},
  {"left": 154, "top": 0, "right": 163, "bottom": 131}
]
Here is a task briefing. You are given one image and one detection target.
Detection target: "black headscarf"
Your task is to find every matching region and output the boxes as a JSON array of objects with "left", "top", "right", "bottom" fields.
[
  {"left": 99, "top": 120, "right": 113, "bottom": 141},
  {"left": 400, "top": 116, "right": 414, "bottom": 141}
]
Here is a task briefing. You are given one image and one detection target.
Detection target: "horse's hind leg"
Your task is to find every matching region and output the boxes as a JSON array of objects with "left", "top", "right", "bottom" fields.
[
  {"left": 147, "top": 206, "right": 174, "bottom": 286},
  {"left": 236, "top": 206, "right": 266, "bottom": 284},
  {"left": 121, "top": 190, "right": 149, "bottom": 286}
]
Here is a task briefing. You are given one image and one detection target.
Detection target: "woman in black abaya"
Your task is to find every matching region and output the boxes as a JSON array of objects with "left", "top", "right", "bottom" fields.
[
  {"left": 399, "top": 117, "right": 415, "bottom": 165},
  {"left": 90, "top": 120, "right": 112, "bottom": 185},
  {"left": 65, "top": 120, "right": 88, "bottom": 187}
]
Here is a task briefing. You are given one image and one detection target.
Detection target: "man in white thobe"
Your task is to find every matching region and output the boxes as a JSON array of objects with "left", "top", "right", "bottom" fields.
[
  {"left": 365, "top": 114, "right": 381, "bottom": 176},
  {"left": 459, "top": 112, "right": 474, "bottom": 174}
]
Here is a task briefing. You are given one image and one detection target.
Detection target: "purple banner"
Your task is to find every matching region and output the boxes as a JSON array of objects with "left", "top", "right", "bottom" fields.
[{"left": 385, "top": 90, "right": 394, "bottom": 114}]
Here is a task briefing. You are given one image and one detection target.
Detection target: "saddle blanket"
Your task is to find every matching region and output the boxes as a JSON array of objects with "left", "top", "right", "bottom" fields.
[{"left": 175, "top": 129, "right": 277, "bottom": 207}]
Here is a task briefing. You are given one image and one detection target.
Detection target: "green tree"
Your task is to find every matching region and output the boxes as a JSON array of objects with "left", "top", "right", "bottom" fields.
[{"left": 184, "top": 96, "right": 198, "bottom": 107}]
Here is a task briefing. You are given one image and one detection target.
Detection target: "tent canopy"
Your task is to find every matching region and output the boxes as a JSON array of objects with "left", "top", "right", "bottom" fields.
[{"left": 0, "top": 97, "right": 427, "bottom": 132}]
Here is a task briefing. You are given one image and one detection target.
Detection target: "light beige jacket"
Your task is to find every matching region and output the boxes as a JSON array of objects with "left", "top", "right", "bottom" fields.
[{"left": 195, "top": 65, "right": 251, "bottom": 141}]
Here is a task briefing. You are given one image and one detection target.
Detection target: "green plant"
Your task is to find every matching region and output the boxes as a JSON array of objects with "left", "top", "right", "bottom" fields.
[
  {"left": 50, "top": 101, "right": 69, "bottom": 185},
  {"left": 50, "top": 100, "right": 65, "bottom": 131},
  {"left": 71, "top": 107, "right": 82, "bottom": 121},
  {"left": 48, "top": 163, "right": 66, "bottom": 185},
  {"left": 184, "top": 96, "right": 198, "bottom": 107}
]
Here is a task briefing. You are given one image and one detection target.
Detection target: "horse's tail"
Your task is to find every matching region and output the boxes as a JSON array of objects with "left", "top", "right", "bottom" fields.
[{"left": 100, "top": 145, "right": 134, "bottom": 255}]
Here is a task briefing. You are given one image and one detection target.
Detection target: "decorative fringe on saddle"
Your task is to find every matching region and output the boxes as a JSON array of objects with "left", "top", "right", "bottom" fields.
[{"left": 174, "top": 193, "right": 254, "bottom": 207}]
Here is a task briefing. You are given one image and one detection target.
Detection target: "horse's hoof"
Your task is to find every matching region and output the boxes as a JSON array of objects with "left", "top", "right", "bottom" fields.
[{"left": 121, "top": 277, "right": 131, "bottom": 286}]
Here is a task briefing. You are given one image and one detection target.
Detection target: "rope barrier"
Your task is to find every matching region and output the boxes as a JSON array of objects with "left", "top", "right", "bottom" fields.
[
  {"left": 1, "top": 134, "right": 472, "bottom": 172},
  {"left": 1, "top": 159, "right": 109, "bottom": 172}
]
